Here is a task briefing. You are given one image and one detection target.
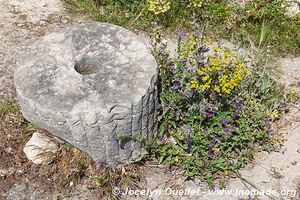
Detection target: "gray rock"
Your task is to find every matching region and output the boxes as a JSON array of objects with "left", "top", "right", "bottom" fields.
[
  {"left": 7, "top": 183, "right": 27, "bottom": 200},
  {"left": 285, "top": 0, "right": 300, "bottom": 17},
  {"left": 15, "top": 23, "right": 158, "bottom": 165},
  {"left": 7, "top": 181, "right": 56, "bottom": 200},
  {"left": 23, "top": 132, "right": 58, "bottom": 164}
]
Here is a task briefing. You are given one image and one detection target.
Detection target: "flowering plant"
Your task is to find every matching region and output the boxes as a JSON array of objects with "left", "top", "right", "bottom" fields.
[
  {"left": 149, "top": 28, "right": 288, "bottom": 185},
  {"left": 148, "top": 0, "right": 171, "bottom": 15}
]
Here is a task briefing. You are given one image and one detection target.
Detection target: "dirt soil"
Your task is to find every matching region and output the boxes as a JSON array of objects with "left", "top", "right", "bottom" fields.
[{"left": 0, "top": 0, "right": 300, "bottom": 200}]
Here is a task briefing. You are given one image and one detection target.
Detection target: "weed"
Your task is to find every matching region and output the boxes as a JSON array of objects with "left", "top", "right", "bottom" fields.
[
  {"left": 48, "top": 143, "right": 93, "bottom": 186},
  {"left": 0, "top": 98, "right": 18, "bottom": 116},
  {"left": 90, "top": 164, "right": 142, "bottom": 200}
]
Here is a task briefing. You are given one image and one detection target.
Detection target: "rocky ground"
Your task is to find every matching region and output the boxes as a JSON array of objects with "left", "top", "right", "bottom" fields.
[
  {"left": 0, "top": 0, "right": 300, "bottom": 200},
  {"left": 0, "top": 1, "right": 96, "bottom": 199},
  {"left": 0, "top": 0, "right": 85, "bottom": 99}
]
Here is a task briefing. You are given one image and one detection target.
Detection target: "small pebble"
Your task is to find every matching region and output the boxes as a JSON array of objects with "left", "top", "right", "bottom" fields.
[{"left": 69, "top": 181, "right": 74, "bottom": 187}]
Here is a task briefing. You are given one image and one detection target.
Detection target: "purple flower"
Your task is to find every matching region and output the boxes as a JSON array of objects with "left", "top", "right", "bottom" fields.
[
  {"left": 159, "top": 48, "right": 165, "bottom": 54},
  {"left": 236, "top": 100, "right": 243, "bottom": 112},
  {"left": 173, "top": 111, "right": 177, "bottom": 116},
  {"left": 185, "top": 138, "right": 192, "bottom": 147},
  {"left": 231, "top": 125, "right": 238, "bottom": 129},
  {"left": 265, "top": 119, "right": 271, "bottom": 127},
  {"left": 158, "top": 136, "right": 165, "bottom": 141},
  {"left": 178, "top": 31, "right": 184, "bottom": 37},
  {"left": 168, "top": 61, "right": 175, "bottom": 68},
  {"left": 266, "top": 129, "right": 273, "bottom": 134},
  {"left": 150, "top": 149, "right": 154, "bottom": 154},
  {"left": 236, "top": 100, "right": 242, "bottom": 107},
  {"left": 163, "top": 125, "right": 168, "bottom": 131},
  {"left": 224, "top": 128, "right": 229, "bottom": 133},
  {"left": 186, "top": 66, "right": 193, "bottom": 72},
  {"left": 208, "top": 151, "right": 214, "bottom": 156},
  {"left": 171, "top": 82, "right": 179, "bottom": 90},
  {"left": 252, "top": 140, "right": 258, "bottom": 147},
  {"left": 182, "top": 59, "right": 188, "bottom": 65},
  {"left": 205, "top": 112, "right": 213, "bottom": 118},
  {"left": 231, "top": 113, "right": 238, "bottom": 118},
  {"left": 179, "top": 93, "right": 187, "bottom": 98},
  {"left": 220, "top": 119, "right": 228, "bottom": 125},
  {"left": 208, "top": 139, "right": 216, "bottom": 149}
]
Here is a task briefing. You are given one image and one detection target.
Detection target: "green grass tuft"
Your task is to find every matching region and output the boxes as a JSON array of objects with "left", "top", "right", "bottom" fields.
[{"left": 0, "top": 99, "right": 18, "bottom": 117}]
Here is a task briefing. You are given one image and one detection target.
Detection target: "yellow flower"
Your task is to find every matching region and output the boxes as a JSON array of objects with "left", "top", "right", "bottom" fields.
[
  {"left": 188, "top": 79, "right": 199, "bottom": 89},
  {"left": 212, "top": 147, "right": 219, "bottom": 155},
  {"left": 214, "top": 86, "right": 221, "bottom": 93},
  {"left": 148, "top": 0, "right": 171, "bottom": 15},
  {"left": 204, "top": 40, "right": 211, "bottom": 45},
  {"left": 272, "top": 136, "right": 288, "bottom": 143},
  {"left": 200, "top": 80, "right": 211, "bottom": 91},
  {"left": 202, "top": 75, "right": 210, "bottom": 82},
  {"left": 197, "top": 69, "right": 204, "bottom": 75},
  {"left": 267, "top": 110, "right": 279, "bottom": 119},
  {"left": 202, "top": 36, "right": 212, "bottom": 45},
  {"left": 188, "top": 0, "right": 204, "bottom": 8},
  {"left": 214, "top": 47, "right": 220, "bottom": 52},
  {"left": 233, "top": 59, "right": 242, "bottom": 66},
  {"left": 206, "top": 67, "right": 212, "bottom": 72},
  {"left": 223, "top": 49, "right": 234, "bottom": 60},
  {"left": 73, "top": 148, "right": 78, "bottom": 156},
  {"left": 272, "top": 138, "right": 277, "bottom": 143},
  {"left": 181, "top": 34, "right": 247, "bottom": 97},
  {"left": 200, "top": 84, "right": 206, "bottom": 91},
  {"left": 224, "top": 89, "right": 231, "bottom": 94}
]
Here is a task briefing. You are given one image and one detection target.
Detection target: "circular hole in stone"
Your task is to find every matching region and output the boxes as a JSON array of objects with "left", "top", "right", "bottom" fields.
[{"left": 74, "top": 56, "right": 99, "bottom": 75}]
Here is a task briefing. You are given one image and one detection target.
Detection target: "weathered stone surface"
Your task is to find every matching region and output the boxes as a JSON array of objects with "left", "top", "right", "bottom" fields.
[
  {"left": 15, "top": 23, "right": 158, "bottom": 164},
  {"left": 23, "top": 132, "right": 58, "bottom": 164},
  {"left": 285, "top": 0, "right": 300, "bottom": 17}
]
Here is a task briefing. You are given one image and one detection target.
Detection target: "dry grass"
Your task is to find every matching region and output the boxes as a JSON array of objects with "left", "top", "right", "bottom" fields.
[
  {"left": 0, "top": 99, "right": 142, "bottom": 199},
  {"left": 0, "top": 99, "right": 94, "bottom": 196}
]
